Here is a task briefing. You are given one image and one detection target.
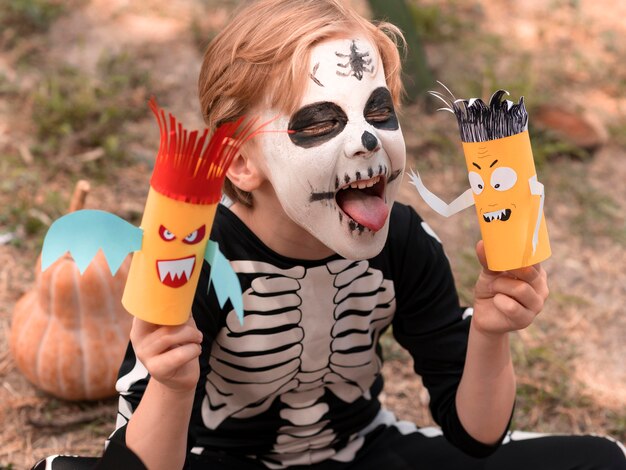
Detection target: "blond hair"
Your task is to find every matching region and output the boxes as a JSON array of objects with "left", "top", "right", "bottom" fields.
[{"left": 198, "top": 0, "right": 406, "bottom": 206}]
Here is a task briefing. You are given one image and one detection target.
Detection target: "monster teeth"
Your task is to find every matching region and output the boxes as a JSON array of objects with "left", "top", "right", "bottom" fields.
[
  {"left": 157, "top": 256, "right": 195, "bottom": 282},
  {"left": 484, "top": 209, "right": 506, "bottom": 221}
]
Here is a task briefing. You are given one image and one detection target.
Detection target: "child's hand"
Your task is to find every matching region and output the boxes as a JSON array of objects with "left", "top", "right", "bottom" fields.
[
  {"left": 130, "top": 315, "right": 203, "bottom": 392},
  {"left": 472, "top": 240, "right": 549, "bottom": 336}
]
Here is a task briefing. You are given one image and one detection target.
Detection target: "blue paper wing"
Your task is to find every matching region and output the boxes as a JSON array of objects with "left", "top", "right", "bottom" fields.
[
  {"left": 41, "top": 209, "right": 143, "bottom": 275},
  {"left": 204, "top": 240, "right": 244, "bottom": 323}
]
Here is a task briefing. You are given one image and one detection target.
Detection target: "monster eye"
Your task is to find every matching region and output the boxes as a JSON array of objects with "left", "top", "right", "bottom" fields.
[
  {"left": 182, "top": 225, "right": 206, "bottom": 245},
  {"left": 159, "top": 225, "right": 176, "bottom": 241},
  {"left": 491, "top": 167, "right": 517, "bottom": 191},
  {"left": 468, "top": 171, "right": 485, "bottom": 195}
]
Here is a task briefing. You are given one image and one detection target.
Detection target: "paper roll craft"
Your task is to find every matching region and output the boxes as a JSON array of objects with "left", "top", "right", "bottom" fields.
[
  {"left": 41, "top": 98, "right": 261, "bottom": 325},
  {"left": 409, "top": 85, "right": 551, "bottom": 271}
]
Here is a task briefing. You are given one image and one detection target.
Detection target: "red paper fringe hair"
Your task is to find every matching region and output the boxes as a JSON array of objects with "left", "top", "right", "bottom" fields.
[{"left": 148, "top": 97, "right": 259, "bottom": 205}]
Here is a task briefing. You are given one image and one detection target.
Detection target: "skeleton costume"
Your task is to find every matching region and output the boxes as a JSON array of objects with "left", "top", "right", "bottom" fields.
[
  {"left": 104, "top": 204, "right": 625, "bottom": 470},
  {"left": 110, "top": 202, "right": 474, "bottom": 467},
  {"left": 32, "top": 36, "right": 625, "bottom": 470},
  {"left": 31, "top": 204, "right": 626, "bottom": 470}
]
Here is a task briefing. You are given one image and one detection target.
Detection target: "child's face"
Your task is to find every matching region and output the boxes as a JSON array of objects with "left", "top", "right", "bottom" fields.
[{"left": 254, "top": 36, "right": 406, "bottom": 260}]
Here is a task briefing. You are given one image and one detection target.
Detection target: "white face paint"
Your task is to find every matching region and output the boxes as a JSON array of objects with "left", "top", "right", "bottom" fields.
[{"left": 255, "top": 37, "right": 406, "bottom": 260}]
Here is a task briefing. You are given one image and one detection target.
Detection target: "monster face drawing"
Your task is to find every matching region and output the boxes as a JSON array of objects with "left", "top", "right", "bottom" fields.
[
  {"left": 121, "top": 189, "right": 218, "bottom": 324},
  {"left": 409, "top": 86, "right": 550, "bottom": 271},
  {"left": 146, "top": 197, "right": 210, "bottom": 291},
  {"left": 462, "top": 131, "right": 550, "bottom": 271},
  {"left": 41, "top": 98, "right": 262, "bottom": 325}
]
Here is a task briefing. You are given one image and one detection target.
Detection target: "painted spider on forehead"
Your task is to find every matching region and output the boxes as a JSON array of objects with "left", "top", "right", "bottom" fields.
[{"left": 335, "top": 40, "right": 374, "bottom": 80}]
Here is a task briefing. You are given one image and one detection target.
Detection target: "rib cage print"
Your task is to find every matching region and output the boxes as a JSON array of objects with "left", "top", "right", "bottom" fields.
[{"left": 201, "top": 258, "right": 396, "bottom": 466}]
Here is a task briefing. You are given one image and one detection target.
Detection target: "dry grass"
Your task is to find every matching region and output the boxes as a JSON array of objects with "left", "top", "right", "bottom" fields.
[{"left": 1, "top": 0, "right": 625, "bottom": 468}]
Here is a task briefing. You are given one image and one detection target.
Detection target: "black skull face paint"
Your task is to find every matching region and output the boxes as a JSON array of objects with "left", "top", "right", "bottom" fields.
[
  {"left": 288, "top": 102, "right": 348, "bottom": 149},
  {"left": 309, "top": 164, "right": 389, "bottom": 203},
  {"left": 364, "top": 87, "right": 399, "bottom": 131},
  {"left": 335, "top": 40, "right": 374, "bottom": 80},
  {"left": 388, "top": 169, "right": 402, "bottom": 184},
  {"left": 254, "top": 37, "right": 406, "bottom": 260}
]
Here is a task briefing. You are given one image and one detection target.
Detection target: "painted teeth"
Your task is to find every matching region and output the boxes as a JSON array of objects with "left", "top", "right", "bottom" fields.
[
  {"left": 484, "top": 209, "right": 507, "bottom": 221},
  {"left": 157, "top": 256, "right": 195, "bottom": 282},
  {"left": 347, "top": 175, "right": 380, "bottom": 190}
]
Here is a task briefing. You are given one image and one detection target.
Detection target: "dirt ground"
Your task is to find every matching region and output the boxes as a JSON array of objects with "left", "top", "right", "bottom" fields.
[{"left": 1, "top": 0, "right": 625, "bottom": 468}]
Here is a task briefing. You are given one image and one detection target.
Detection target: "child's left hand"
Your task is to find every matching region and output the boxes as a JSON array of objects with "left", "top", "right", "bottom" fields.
[{"left": 472, "top": 240, "right": 549, "bottom": 336}]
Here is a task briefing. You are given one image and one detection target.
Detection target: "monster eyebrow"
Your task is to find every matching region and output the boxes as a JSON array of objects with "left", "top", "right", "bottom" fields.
[
  {"left": 490, "top": 159, "right": 498, "bottom": 168},
  {"left": 472, "top": 162, "right": 481, "bottom": 170}
]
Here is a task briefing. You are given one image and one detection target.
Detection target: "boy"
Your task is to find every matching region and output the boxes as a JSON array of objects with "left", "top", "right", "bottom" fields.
[{"left": 34, "top": 0, "right": 625, "bottom": 469}]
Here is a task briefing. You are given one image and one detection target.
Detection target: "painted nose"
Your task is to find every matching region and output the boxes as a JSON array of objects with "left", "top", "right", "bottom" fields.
[{"left": 361, "top": 131, "right": 378, "bottom": 151}]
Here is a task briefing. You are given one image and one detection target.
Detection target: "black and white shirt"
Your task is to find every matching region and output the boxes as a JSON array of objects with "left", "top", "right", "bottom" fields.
[{"left": 112, "top": 202, "right": 487, "bottom": 468}]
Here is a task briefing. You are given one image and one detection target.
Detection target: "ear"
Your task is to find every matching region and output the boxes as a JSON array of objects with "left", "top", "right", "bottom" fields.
[{"left": 225, "top": 138, "right": 265, "bottom": 193}]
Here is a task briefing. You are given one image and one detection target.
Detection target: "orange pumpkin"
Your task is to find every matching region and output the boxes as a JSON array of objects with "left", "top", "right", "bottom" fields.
[{"left": 10, "top": 181, "right": 133, "bottom": 400}]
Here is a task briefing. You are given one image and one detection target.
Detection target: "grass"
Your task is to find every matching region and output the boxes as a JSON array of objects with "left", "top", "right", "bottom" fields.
[
  {"left": 513, "top": 351, "right": 588, "bottom": 429},
  {"left": 530, "top": 127, "right": 592, "bottom": 167},
  {"left": 408, "top": 0, "right": 477, "bottom": 43},
  {"left": 32, "top": 52, "right": 152, "bottom": 175},
  {"left": 1, "top": 42, "right": 153, "bottom": 255},
  {"left": 189, "top": 16, "right": 220, "bottom": 53},
  {"left": 0, "top": 153, "right": 67, "bottom": 251},
  {"left": 608, "top": 121, "right": 626, "bottom": 148},
  {"left": 0, "top": 0, "right": 66, "bottom": 40},
  {"left": 509, "top": 332, "right": 626, "bottom": 441},
  {"left": 548, "top": 161, "right": 626, "bottom": 245},
  {"left": 0, "top": 73, "right": 20, "bottom": 96}
]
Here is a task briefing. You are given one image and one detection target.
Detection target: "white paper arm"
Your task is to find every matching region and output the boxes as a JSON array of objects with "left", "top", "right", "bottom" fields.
[
  {"left": 528, "top": 175, "right": 545, "bottom": 255},
  {"left": 408, "top": 169, "right": 474, "bottom": 217}
]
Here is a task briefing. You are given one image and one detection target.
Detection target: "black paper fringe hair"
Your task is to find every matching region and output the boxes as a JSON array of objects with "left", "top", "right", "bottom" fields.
[{"left": 429, "top": 82, "right": 529, "bottom": 143}]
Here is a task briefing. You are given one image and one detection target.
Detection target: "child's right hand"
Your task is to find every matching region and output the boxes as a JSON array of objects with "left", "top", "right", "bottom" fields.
[{"left": 129, "top": 315, "right": 203, "bottom": 393}]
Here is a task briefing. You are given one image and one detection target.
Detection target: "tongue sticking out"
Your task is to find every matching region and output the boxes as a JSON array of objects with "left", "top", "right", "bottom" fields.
[{"left": 336, "top": 188, "right": 389, "bottom": 231}]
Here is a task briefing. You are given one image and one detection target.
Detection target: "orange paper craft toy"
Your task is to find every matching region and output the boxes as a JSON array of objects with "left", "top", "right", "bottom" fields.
[
  {"left": 42, "top": 98, "right": 264, "bottom": 325},
  {"left": 124, "top": 98, "right": 261, "bottom": 325},
  {"left": 409, "top": 85, "right": 551, "bottom": 271}
]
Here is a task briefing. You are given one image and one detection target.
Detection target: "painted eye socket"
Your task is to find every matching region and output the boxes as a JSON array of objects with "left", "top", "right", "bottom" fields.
[
  {"left": 182, "top": 225, "right": 206, "bottom": 245},
  {"left": 298, "top": 120, "right": 339, "bottom": 137},
  {"left": 491, "top": 167, "right": 517, "bottom": 191},
  {"left": 365, "top": 108, "right": 392, "bottom": 123},
  {"left": 468, "top": 171, "right": 485, "bottom": 195},
  {"left": 159, "top": 225, "right": 176, "bottom": 241}
]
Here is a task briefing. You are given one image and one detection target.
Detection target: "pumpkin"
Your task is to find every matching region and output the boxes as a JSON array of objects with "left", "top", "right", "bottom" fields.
[{"left": 10, "top": 181, "right": 133, "bottom": 400}]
